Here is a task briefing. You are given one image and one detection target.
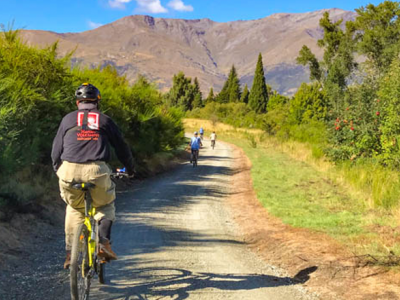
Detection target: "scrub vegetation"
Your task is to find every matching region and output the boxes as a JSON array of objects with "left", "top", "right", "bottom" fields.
[{"left": 0, "top": 28, "right": 184, "bottom": 214}]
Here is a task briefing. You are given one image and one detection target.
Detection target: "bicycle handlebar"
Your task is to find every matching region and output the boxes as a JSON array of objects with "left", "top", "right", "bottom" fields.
[{"left": 110, "top": 172, "right": 131, "bottom": 179}]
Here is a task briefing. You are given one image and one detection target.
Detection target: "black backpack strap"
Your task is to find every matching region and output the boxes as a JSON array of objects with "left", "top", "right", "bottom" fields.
[
  {"left": 81, "top": 111, "right": 89, "bottom": 131},
  {"left": 64, "top": 111, "right": 90, "bottom": 136}
]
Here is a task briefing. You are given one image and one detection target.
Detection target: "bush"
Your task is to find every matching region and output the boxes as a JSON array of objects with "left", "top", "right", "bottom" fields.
[
  {"left": 378, "top": 58, "right": 400, "bottom": 167},
  {"left": 0, "top": 30, "right": 184, "bottom": 211}
]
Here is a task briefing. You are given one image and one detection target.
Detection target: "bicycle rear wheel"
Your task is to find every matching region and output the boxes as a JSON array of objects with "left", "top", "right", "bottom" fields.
[
  {"left": 194, "top": 152, "right": 198, "bottom": 167},
  {"left": 70, "top": 223, "right": 91, "bottom": 300}
]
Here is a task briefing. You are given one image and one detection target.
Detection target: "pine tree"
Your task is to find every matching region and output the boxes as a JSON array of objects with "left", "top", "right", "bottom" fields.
[
  {"left": 248, "top": 53, "right": 269, "bottom": 113},
  {"left": 216, "top": 65, "right": 241, "bottom": 103},
  {"left": 228, "top": 65, "right": 241, "bottom": 102},
  {"left": 168, "top": 71, "right": 194, "bottom": 111},
  {"left": 240, "top": 84, "right": 249, "bottom": 104},
  {"left": 205, "top": 87, "right": 215, "bottom": 104},
  {"left": 215, "top": 78, "right": 229, "bottom": 103},
  {"left": 192, "top": 93, "right": 202, "bottom": 108},
  {"left": 193, "top": 77, "right": 202, "bottom": 99},
  {"left": 192, "top": 77, "right": 203, "bottom": 108}
]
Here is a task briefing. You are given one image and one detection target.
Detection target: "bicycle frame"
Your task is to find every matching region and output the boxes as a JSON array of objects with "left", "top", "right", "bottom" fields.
[{"left": 82, "top": 185, "right": 97, "bottom": 268}]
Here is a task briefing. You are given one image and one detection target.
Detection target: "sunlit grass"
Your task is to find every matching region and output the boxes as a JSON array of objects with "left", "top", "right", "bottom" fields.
[{"left": 185, "top": 118, "right": 400, "bottom": 260}]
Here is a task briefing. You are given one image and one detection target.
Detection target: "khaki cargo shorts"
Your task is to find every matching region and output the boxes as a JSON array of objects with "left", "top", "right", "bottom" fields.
[{"left": 57, "top": 161, "right": 116, "bottom": 250}]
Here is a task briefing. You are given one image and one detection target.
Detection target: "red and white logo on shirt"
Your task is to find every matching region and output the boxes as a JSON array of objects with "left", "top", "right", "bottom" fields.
[{"left": 77, "top": 112, "right": 99, "bottom": 130}]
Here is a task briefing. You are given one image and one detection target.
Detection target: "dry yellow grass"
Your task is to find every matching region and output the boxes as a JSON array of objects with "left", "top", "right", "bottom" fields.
[{"left": 184, "top": 118, "right": 263, "bottom": 135}]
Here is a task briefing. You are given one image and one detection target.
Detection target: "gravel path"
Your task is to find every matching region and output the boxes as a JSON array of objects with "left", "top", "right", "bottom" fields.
[{"left": 0, "top": 140, "right": 317, "bottom": 300}]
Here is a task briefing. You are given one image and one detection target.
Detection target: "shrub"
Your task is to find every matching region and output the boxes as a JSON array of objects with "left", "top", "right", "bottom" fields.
[{"left": 0, "top": 30, "right": 184, "bottom": 211}]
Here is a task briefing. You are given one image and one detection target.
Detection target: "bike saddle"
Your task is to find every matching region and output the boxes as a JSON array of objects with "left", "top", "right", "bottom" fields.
[{"left": 71, "top": 182, "right": 96, "bottom": 190}]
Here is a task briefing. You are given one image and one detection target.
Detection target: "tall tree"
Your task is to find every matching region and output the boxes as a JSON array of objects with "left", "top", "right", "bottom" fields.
[
  {"left": 240, "top": 84, "right": 249, "bottom": 104},
  {"left": 297, "top": 12, "right": 356, "bottom": 115},
  {"left": 353, "top": 1, "right": 400, "bottom": 75},
  {"left": 167, "top": 71, "right": 194, "bottom": 111},
  {"left": 193, "top": 77, "right": 202, "bottom": 99},
  {"left": 248, "top": 53, "right": 268, "bottom": 113},
  {"left": 228, "top": 65, "right": 241, "bottom": 102},
  {"left": 205, "top": 87, "right": 215, "bottom": 104},
  {"left": 296, "top": 46, "right": 322, "bottom": 82},
  {"left": 215, "top": 78, "right": 229, "bottom": 103},
  {"left": 192, "top": 77, "right": 203, "bottom": 108},
  {"left": 216, "top": 65, "right": 241, "bottom": 103}
]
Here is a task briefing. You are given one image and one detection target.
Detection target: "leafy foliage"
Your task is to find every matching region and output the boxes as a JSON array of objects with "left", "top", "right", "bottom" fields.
[{"left": 0, "top": 29, "right": 184, "bottom": 210}]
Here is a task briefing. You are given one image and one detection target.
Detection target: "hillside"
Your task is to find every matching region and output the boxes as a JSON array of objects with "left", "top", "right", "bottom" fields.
[{"left": 20, "top": 8, "right": 355, "bottom": 95}]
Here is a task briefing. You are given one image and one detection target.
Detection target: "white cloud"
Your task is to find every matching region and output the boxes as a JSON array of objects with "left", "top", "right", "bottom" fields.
[
  {"left": 88, "top": 20, "right": 104, "bottom": 29},
  {"left": 108, "top": 0, "right": 132, "bottom": 10},
  {"left": 167, "top": 0, "right": 193, "bottom": 12},
  {"left": 107, "top": 0, "right": 168, "bottom": 14},
  {"left": 135, "top": 0, "right": 168, "bottom": 13}
]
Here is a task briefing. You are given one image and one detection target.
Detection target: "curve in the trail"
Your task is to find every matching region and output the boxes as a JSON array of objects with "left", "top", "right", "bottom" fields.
[{"left": 89, "top": 139, "right": 316, "bottom": 300}]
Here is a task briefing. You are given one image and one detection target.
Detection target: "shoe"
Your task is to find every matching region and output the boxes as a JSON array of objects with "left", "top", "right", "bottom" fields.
[
  {"left": 98, "top": 241, "right": 118, "bottom": 260},
  {"left": 64, "top": 251, "right": 71, "bottom": 269}
]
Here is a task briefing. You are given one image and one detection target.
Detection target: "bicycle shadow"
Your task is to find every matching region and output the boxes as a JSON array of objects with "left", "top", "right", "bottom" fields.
[{"left": 95, "top": 266, "right": 317, "bottom": 300}]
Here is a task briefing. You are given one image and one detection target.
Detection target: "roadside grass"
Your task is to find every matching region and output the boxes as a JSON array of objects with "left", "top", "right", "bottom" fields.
[{"left": 185, "top": 118, "right": 400, "bottom": 263}]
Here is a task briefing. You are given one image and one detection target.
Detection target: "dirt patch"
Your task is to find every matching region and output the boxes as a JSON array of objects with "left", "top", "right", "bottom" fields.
[
  {"left": 0, "top": 200, "right": 65, "bottom": 270},
  {"left": 227, "top": 142, "right": 400, "bottom": 300}
]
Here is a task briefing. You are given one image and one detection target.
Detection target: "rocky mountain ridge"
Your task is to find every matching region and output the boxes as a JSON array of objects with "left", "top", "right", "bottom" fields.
[{"left": 20, "top": 8, "right": 356, "bottom": 95}]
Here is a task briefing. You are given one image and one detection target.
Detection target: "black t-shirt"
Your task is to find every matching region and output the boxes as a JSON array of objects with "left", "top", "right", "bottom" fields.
[{"left": 51, "top": 108, "right": 134, "bottom": 173}]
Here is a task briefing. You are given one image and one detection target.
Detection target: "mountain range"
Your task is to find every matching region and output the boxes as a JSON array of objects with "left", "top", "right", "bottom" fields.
[{"left": 20, "top": 8, "right": 356, "bottom": 95}]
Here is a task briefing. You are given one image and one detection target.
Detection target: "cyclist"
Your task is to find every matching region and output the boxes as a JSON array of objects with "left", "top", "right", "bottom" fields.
[
  {"left": 189, "top": 131, "right": 202, "bottom": 163},
  {"left": 199, "top": 127, "right": 204, "bottom": 140},
  {"left": 210, "top": 131, "right": 217, "bottom": 149},
  {"left": 51, "top": 83, "right": 135, "bottom": 269}
]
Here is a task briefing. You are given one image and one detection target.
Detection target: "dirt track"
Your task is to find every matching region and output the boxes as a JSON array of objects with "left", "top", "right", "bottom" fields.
[{"left": 0, "top": 140, "right": 317, "bottom": 299}]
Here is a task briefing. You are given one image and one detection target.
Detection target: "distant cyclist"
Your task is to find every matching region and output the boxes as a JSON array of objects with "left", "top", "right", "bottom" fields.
[
  {"left": 210, "top": 131, "right": 217, "bottom": 149},
  {"left": 189, "top": 131, "right": 202, "bottom": 163},
  {"left": 199, "top": 127, "right": 204, "bottom": 140}
]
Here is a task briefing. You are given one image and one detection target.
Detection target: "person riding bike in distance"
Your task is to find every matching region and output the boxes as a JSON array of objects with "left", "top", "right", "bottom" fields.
[
  {"left": 189, "top": 131, "right": 202, "bottom": 163},
  {"left": 51, "top": 83, "right": 135, "bottom": 269},
  {"left": 199, "top": 127, "right": 204, "bottom": 140},
  {"left": 210, "top": 131, "right": 217, "bottom": 149}
]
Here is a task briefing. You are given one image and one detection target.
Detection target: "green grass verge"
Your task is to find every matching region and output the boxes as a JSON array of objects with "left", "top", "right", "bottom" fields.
[{"left": 186, "top": 121, "right": 400, "bottom": 262}]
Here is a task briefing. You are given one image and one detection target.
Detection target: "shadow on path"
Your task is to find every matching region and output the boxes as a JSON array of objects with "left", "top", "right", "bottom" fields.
[{"left": 97, "top": 266, "right": 317, "bottom": 300}]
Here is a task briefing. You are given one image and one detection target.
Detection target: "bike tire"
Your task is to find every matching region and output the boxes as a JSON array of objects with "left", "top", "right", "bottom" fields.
[{"left": 70, "top": 223, "right": 91, "bottom": 300}]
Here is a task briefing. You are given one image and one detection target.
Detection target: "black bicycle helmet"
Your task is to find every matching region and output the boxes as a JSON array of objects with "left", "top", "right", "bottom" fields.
[{"left": 75, "top": 83, "right": 101, "bottom": 102}]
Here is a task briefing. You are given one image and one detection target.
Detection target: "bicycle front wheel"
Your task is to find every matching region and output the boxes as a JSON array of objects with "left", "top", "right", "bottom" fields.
[{"left": 70, "top": 223, "right": 91, "bottom": 300}]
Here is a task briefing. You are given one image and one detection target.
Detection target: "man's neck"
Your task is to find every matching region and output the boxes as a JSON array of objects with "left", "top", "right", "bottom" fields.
[{"left": 78, "top": 102, "right": 98, "bottom": 110}]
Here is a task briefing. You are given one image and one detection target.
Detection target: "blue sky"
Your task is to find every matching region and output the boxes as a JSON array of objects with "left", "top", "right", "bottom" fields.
[{"left": 0, "top": 0, "right": 382, "bottom": 33}]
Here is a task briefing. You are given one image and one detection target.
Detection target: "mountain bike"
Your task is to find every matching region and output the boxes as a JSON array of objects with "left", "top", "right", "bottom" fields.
[
  {"left": 191, "top": 150, "right": 199, "bottom": 167},
  {"left": 70, "top": 172, "right": 128, "bottom": 300}
]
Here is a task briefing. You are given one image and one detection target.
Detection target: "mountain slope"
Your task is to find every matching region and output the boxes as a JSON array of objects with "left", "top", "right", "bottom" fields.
[{"left": 20, "top": 8, "right": 355, "bottom": 95}]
